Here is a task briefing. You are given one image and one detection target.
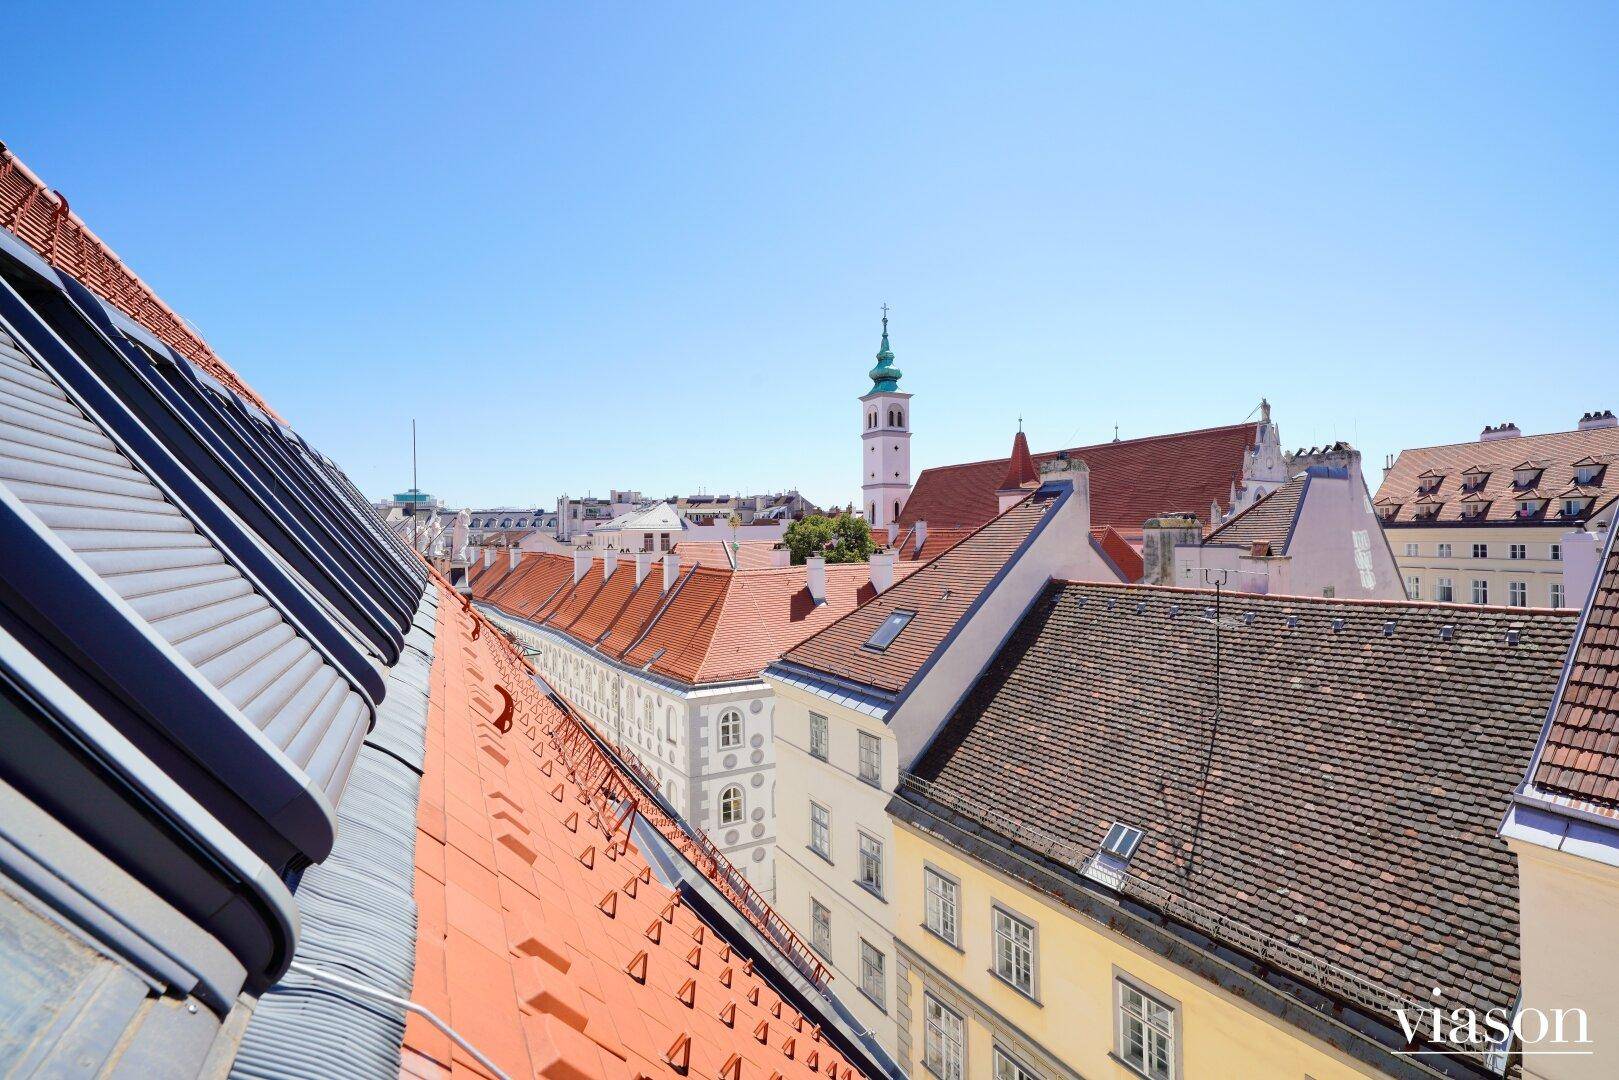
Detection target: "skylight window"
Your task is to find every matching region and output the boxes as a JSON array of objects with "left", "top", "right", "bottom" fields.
[
  {"left": 865, "top": 609, "right": 916, "bottom": 651},
  {"left": 1102, "top": 822, "right": 1143, "bottom": 860}
]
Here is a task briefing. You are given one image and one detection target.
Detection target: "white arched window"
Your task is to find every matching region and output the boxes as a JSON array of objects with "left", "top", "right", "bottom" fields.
[
  {"left": 719, "top": 786, "right": 744, "bottom": 826},
  {"left": 718, "top": 709, "right": 743, "bottom": 749},
  {"left": 893, "top": 500, "right": 901, "bottom": 521}
]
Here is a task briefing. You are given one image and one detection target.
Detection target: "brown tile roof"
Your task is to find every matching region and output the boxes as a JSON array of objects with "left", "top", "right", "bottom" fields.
[
  {"left": 1373, "top": 427, "right": 1619, "bottom": 526},
  {"left": 408, "top": 587, "right": 867, "bottom": 1079},
  {"left": 780, "top": 494, "right": 1059, "bottom": 694},
  {"left": 897, "top": 422, "right": 1260, "bottom": 537},
  {"left": 905, "top": 582, "right": 1577, "bottom": 1024},
  {"left": 472, "top": 553, "right": 909, "bottom": 687},
  {"left": 1529, "top": 527, "right": 1619, "bottom": 811},
  {"left": 1203, "top": 470, "right": 1309, "bottom": 550},
  {"left": 0, "top": 143, "right": 276, "bottom": 417}
]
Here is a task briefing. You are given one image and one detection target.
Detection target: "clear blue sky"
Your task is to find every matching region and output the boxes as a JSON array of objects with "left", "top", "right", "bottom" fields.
[{"left": 7, "top": 3, "right": 1616, "bottom": 511}]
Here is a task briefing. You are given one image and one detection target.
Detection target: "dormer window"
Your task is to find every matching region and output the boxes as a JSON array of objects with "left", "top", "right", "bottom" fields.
[
  {"left": 1459, "top": 495, "right": 1491, "bottom": 521},
  {"left": 1460, "top": 468, "right": 1489, "bottom": 493},
  {"left": 1572, "top": 457, "right": 1605, "bottom": 486},
  {"left": 1515, "top": 497, "right": 1547, "bottom": 519},
  {"left": 1513, "top": 462, "right": 1544, "bottom": 489},
  {"left": 1375, "top": 501, "right": 1400, "bottom": 521},
  {"left": 1417, "top": 470, "right": 1445, "bottom": 495},
  {"left": 1562, "top": 496, "right": 1593, "bottom": 519}
]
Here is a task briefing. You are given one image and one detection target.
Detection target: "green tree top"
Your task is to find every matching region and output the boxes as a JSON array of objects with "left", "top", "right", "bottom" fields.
[{"left": 782, "top": 512, "right": 878, "bottom": 565}]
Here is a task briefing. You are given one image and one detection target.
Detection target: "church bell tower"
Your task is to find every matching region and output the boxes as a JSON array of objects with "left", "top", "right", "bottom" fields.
[{"left": 860, "top": 306, "right": 912, "bottom": 533}]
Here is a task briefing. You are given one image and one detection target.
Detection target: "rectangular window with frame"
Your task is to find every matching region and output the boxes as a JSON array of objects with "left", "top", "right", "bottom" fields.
[
  {"left": 1436, "top": 577, "right": 1454, "bottom": 602},
  {"left": 810, "top": 898, "right": 831, "bottom": 955},
  {"left": 1551, "top": 543, "right": 1562, "bottom": 562},
  {"left": 1405, "top": 575, "right": 1420, "bottom": 600},
  {"left": 1472, "top": 579, "right": 1489, "bottom": 604},
  {"left": 1117, "top": 978, "right": 1176, "bottom": 1080},
  {"left": 858, "top": 832, "right": 883, "bottom": 895},
  {"left": 858, "top": 730, "right": 881, "bottom": 786},
  {"left": 922, "top": 995, "right": 965, "bottom": 1080},
  {"left": 992, "top": 907, "right": 1036, "bottom": 997},
  {"left": 924, "top": 867, "right": 959, "bottom": 945},
  {"left": 1551, "top": 583, "right": 1566, "bottom": 608},
  {"left": 809, "top": 801, "right": 831, "bottom": 860},
  {"left": 1473, "top": 543, "right": 1489, "bottom": 559},
  {"left": 1509, "top": 543, "right": 1527, "bottom": 560},
  {"left": 859, "top": 938, "right": 886, "bottom": 1010},
  {"left": 1437, "top": 543, "right": 1453, "bottom": 558},
  {"left": 809, "top": 712, "right": 829, "bottom": 760},
  {"left": 993, "top": 1047, "right": 1042, "bottom": 1080},
  {"left": 1508, "top": 581, "right": 1527, "bottom": 607},
  {"left": 1404, "top": 542, "right": 1419, "bottom": 557}
]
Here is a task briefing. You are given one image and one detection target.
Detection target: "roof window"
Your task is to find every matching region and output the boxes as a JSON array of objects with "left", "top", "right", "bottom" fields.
[
  {"left": 865, "top": 609, "right": 916, "bottom": 651},
  {"left": 1101, "top": 822, "right": 1144, "bottom": 860},
  {"left": 1083, "top": 822, "right": 1144, "bottom": 890}
]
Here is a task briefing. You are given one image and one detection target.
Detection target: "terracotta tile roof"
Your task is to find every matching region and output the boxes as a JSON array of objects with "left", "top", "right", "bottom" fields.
[
  {"left": 472, "top": 553, "right": 901, "bottom": 688},
  {"left": 1090, "top": 525, "right": 1144, "bottom": 582},
  {"left": 1529, "top": 527, "right": 1619, "bottom": 811},
  {"left": 0, "top": 143, "right": 275, "bottom": 417},
  {"left": 897, "top": 422, "right": 1261, "bottom": 536},
  {"left": 996, "top": 430, "right": 1038, "bottom": 491},
  {"left": 902, "top": 582, "right": 1577, "bottom": 1028},
  {"left": 408, "top": 587, "right": 867, "bottom": 1079},
  {"left": 1373, "top": 426, "right": 1619, "bottom": 526},
  {"left": 1203, "top": 470, "right": 1309, "bottom": 550},
  {"left": 671, "top": 541, "right": 785, "bottom": 570},
  {"left": 781, "top": 495, "right": 1059, "bottom": 694}
]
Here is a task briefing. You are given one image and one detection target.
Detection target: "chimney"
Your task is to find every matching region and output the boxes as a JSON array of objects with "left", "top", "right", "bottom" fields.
[
  {"left": 508, "top": 547, "right": 521, "bottom": 571},
  {"left": 1579, "top": 409, "right": 1618, "bottom": 431},
  {"left": 1141, "top": 513, "right": 1203, "bottom": 586},
  {"left": 603, "top": 550, "right": 618, "bottom": 580},
  {"left": 572, "top": 549, "right": 592, "bottom": 584},
  {"left": 662, "top": 552, "right": 681, "bottom": 593},
  {"left": 635, "top": 551, "right": 654, "bottom": 586},
  {"left": 769, "top": 544, "right": 791, "bottom": 568},
  {"left": 1562, "top": 526, "right": 1605, "bottom": 608},
  {"left": 913, "top": 520, "right": 928, "bottom": 558},
  {"left": 1038, "top": 453, "right": 1092, "bottom": 534},
  {"left": 483, "top": 547, "right": 494, "bottom": 568},
  {"left": 1480, "top": 421, "right": 1522, "bottom": 442},
  {"left": 806, "top": 556, "right": 827, "bottom": 604},
  {"left": 869, "top": 550, "right": 895, "bottom": 594}
]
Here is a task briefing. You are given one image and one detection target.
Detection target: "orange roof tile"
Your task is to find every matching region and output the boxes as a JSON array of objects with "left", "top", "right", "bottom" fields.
[
  {"left": 997, "top": 429, "right": 1038, "bottom": 490},
  {"left": 410, "top": 586, "right": 868, "bottom": 1079},
  {"left": 671, "top": 541, "right": 786, "bottom": 570},
  {"left": 1090, "top": 525, "right": 1144, "bottom": 581}
]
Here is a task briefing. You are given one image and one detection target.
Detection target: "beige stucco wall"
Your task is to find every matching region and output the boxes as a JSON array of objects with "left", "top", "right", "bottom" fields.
[
  {"left": 891, "top": 817, "right": 1387, "bottom": 1080},
  {"left": 1391, "top": 526, "right": 1579, "bottom": 607}
]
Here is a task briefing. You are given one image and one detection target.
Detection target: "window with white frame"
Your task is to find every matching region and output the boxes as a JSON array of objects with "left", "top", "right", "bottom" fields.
[
  {"left": 1117, "top": 979, "right": 1176, "bottom": 1080},
  {"left": 1551, "top": 583, "right": 1566, "bottom": 608},
  {"left": 992, "top": 907, "right": 1036, "bottom": 996},
  {"left": 1472, "top": 579, "right": 1489, "bottom": 604},
  {"left": 859, "top": 939, "right": 886, "bottom": 1010},
  {"left": 923, "top": 996, "right": 965, "bottom": 1080},
  {"left": 718, "top": 785, "right": 744, "bottom": 825},
  {"left": 858, "top": 832, "right": 883, "bottom": 895},
  {"left": 809, "top": 802, "right": 831, "bottom": 859},
  {"left": 1508, "top": 581, "right": 1527, "bottom": 607},
  {"left": 718, "top": 709, "right": 743, "bottom": 749},
  {"left": 858, "top": 730, "right": 881, "bottom": 786},
  {"left": 1404, "top": 542, "right": 1419, "bottom": 557},
  {"left": 810, "top": 898, "right": 831, "bottom": 955},
  {"left": 993, "top": 1047, "right": 1042, "bottom": 1080},
  {"left": 1550, "top": 543, "right": 1562, "bottom": 561},
  {"left": 1437, "top": 543, "right": 1453, "bottom": 558},
  {"left": 1436, "top": 577, "right": 1455, "bottom": 602},
  {"left": 924, "top": 868, "right": 959, "bottom": 945},
  {"left": 1405, "top": 575, "right": 1420, "bottom": 600},
  {"left": 809, "top": 712, "right": 829, "bottom": 760},
  {"left": 1472, "top": 543, "right": 1489, "bottom": 559},
  {"left": 1510, "top": 543, "right": 1527, "bottom": 560}
]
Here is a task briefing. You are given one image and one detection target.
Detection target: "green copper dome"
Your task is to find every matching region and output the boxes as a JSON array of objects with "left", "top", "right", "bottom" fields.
[{"left": 868, "top": 312, "right": 903, "bottom": 392}]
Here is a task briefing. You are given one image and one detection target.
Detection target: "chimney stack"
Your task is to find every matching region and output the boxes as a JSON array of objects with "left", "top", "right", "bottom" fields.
[
  {"left": 869, "top": 550, "right": 895, "bottom": 594},
  {"left": 1579, "top": 409, "right": 1618, "bottom": 431},
  {"left": 508, "top": 547, "right": 521, "bottom": 571},
  {"left": 603, "top": 550, "right": 618, "bottom": 580},
  {"left": 662, "top": 552, "right": 681, "bottom": 593},
  {"left": 1141, "top": 513, "right": 1203, "bottom": 586},
  {"left": 635, "top": 550, "right": 654, "bottom": 586},
  {"left": 1480, "top": 421, "right": 1522, "bottom": 442},
  {"left": 484, "top": 548, "right": 494, "bottom": 568},
  {"left": 912, "top": 520, "right": 928, "bottom": 558},
  {"left": 1038, "top": 453, "right": 1092, "bottom": 534},
  {"left": 1562, "top": 525, "right": 1605, "bottom": 609},
  {"left": 769, "top": 544, "right": 791, "bottom": 568},
  {"left": 572, "top": 549, "right": 592, "bottom": 584},
  {"left": 806, "top": 556, "right": 827, "bottom": 604}
]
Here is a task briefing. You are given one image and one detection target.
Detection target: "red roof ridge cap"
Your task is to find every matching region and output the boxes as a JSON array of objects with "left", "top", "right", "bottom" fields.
[{"left": 913, "top": 420, "right": 1262, "bottom": 476}]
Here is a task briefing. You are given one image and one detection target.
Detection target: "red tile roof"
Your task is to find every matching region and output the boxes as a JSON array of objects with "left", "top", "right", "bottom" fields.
[
  {"left": 1090, "top": 525, "right": 1144, "bottom": 582},
  {"left": 1529, "top": 527, "right": 1619, "bottom": 811},
  {"left": 996, "top": 430, "right": 1038, "bottom": 491},
  {"left": 1373, "top": 426, "right": 1619, "bottom": 526},
  {"left": 781, "top": 495, "right": 1060, "bottom": 694},
  {"left": 0, "top": 143, "right": 276, "bottom": 417},
  {"left": 671, "top": 541, "right": 785, "bottom": 570},
  {"left": 408, "top": 586, "right": 867, "bottom": 1079},
  {"left": 472, "top": 553, "right": 914, "bottom": 687},
  {"left": 897, "top": 422, "right": 1261, "bottom": 537}
]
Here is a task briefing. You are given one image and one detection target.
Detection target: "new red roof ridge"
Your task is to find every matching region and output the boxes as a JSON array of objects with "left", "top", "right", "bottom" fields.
[
  {"left": 907, "top": 419, "right": 1261, "bottom": 476},
  {"left": 1045, "top": 577, "right": 1581, "bottom": 617}
]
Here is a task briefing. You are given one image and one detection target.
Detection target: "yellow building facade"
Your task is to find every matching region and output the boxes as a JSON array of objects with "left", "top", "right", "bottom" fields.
[{"left": 889, "top": 817, "right": 1386, "bottom": 1080}]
